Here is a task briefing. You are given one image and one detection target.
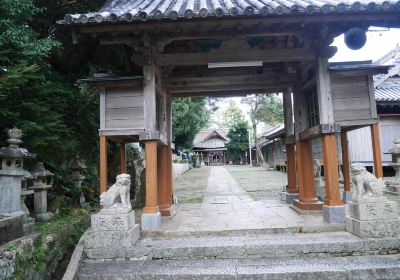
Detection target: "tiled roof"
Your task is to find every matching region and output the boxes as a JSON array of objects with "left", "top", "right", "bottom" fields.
[
  {"left": 193, "top": 129, "right": 229, "bottom": 149},
  {"left": 375, "top": 76, "right": 400, "bottom": 102},
  {"left": 63, "top": 0, "right": 400, "bottom": 24},
  {"left": 262, "top": 124, "right": 285, "bottom": 138}
]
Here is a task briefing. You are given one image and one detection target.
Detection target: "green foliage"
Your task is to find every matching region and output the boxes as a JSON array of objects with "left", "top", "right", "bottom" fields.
[
  {"left": 241, "top": 94, "right": 284, "bottom": 130},
  {"left": 221, "top": 100, "right": 245, "bottom": 128},
  {"left": 172, "top": 97, "right": 210, "bottom": 150},
  {"left": 226, "top": 120, "right": 249, "bottom": 163},
  {"left": 0, "top": 0, "right": 104, "bottom": 204}
]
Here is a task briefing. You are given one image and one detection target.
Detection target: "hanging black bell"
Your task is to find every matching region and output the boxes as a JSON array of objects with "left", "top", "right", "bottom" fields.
[{"left": 344, "top": 28, "right": 367, "bottom": 50}]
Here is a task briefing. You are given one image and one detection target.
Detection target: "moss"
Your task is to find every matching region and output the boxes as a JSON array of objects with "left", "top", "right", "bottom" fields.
[{"left": 2, "top": 207, "right": 90, "bottom": 280}]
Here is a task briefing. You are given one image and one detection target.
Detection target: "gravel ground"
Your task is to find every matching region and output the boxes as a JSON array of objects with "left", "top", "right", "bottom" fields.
[
  {"left": 226, "top": 166, "right": 287, "bottom": 201},
  {"left": 173, "top": 167, "right": 211, "bottom": 204}
]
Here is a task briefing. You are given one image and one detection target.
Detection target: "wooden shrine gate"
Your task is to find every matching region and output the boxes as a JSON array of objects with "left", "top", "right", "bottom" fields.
[{"left": 63, "top": 0, "right": 400, "bottom": 229}]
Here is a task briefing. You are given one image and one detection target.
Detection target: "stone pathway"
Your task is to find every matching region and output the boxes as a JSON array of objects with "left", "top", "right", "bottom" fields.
[{"left": 153, "top": 166, "right": 335, "bottom": 234}]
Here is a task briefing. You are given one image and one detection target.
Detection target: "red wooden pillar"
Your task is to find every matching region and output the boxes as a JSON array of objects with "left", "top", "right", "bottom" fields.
[
  {"left": 340, "top": 132, "right": 351, "bottom": 193},
  {"left": 99, "top": 136, "right": 108, "bottom": 194},
  {"left": 143, "top": 141, "right": 159, "bottom": 214},
  {"left": 293, "top": 139, "right": 322, "bottom": 210},
  {"left": 157, "top": 144, "right": 175, "bottom": 216},
  {"left": 370, "top": 123, "right": 383, "bottom": 178},
  {"left": 286, "top": 143, "right": 297, "bottom": 193},
  {"left": 322, "top": 134, "right": 342, "bottom": 206}
]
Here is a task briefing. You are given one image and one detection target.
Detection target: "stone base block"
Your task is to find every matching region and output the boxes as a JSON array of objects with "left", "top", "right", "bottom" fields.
[
  {"left": 323, "top": 205, "right": 345, "bottom": 224},
  {"left": 348, "top": 200, "right": 398, "bottom": 221},
  {"left": 0, "top": 213, "right": 23, "bottom": 246},
  {"left": 33, "top": 212, "right": 53, "bottom": 221},
  {"left": 283, "top": 192, "right": 299, "bottom": 204},
  {"left": 85, "top": 223, "right": 140, "bottom": 249},
  {"left": 23, "top": 217, "right": 35, "bottom": 235},
  {"left": 293, "top": 199, "right": 323, "bottom": 211},
  {"left": 159, "top": 205, "right": 176, "bottom": 217},
  {"left": 91, "top": 211, "right": 135, "bottom": 231},
  {"left": 141, "top": 212, "right": 161, "bottom": 230},
  {"left": 346, "top": 216, "right": 400, "bottom": 238},
  {"left": 343, "top": 191, "right": 352, "bottom": 204}
]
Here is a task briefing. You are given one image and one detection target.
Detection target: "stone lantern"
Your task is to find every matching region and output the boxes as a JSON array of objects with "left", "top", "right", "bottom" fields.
[
  {"left": 29, "top": 162, "right": 54, "bottom": 221},
  {"left": 70, "top": 156, "right": 87, "bottom": 206},
  {"left": 21, "top": 173, "right": 35, "bottom": 235},
  {"left": 0, "top": 128, "right": 35, "bottom": 244},
  {"left": 387, "top": 139, "right": 400, "bottom": 195}
]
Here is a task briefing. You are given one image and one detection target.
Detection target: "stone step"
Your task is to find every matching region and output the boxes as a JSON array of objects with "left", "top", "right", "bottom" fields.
[
  {"left": 78, "top": 254, "right": 400, "bottom": 280},
  {"left": 85, "top": 231, "right": 400, "bottom": 260}
]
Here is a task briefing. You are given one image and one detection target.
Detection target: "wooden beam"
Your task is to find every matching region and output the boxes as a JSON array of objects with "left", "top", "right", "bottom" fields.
[
  {"left": 299, "top": 124, "right": 341, "bottom": 140},
  {"left": 370, "top": 123, "right": 383, "bottom": 178},
  {"left": 99, "top": 136, "right": 108, "bottom": 194},
  {"left": 316, "top": 57, "right": 334, "bottom": 124},
  {"left": 156, "top": 48, "right": 315, "bottom": 66},
  {"left": 165, "top": 73, "right": 296, "bottom": 87},
  {"left": 143, "top": 140, "right": 159, "bottom": 214},
  {"left": 340, "top": 131, "right": 351, "bottom": 193},
  {"left": 158, "top": 145, "right": 175, "bottom": 216},
  {"left": 283, "top": 92, "right": 294, "bottom": 137},
  {"left": 322, "top": 134, "right": 342, "bottom": 206},
  {"left": 120, "top": 143, "right": 127, "bottom": 174},
  {"left": 171, "top": 89, "right": 275, "bottom": 98},
  {"left": 143, "top": 61, "right": 157, "bottom": 131}
]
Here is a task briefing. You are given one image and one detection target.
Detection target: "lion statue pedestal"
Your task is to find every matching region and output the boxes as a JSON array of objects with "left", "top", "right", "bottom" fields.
[
  {"left": 85, "top": 174, "right": 140, "bottom": 259},
  {"left": 346, "top": 165, "right": 400, "bottom": 238}
]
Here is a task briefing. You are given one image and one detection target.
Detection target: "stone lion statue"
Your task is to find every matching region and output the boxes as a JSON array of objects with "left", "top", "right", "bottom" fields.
[
  {"left": 100, "top": 173, "right": 131, "bottom": 209},
  {"left": 350, "top": 165, "right": 384, "bottom": 202}
]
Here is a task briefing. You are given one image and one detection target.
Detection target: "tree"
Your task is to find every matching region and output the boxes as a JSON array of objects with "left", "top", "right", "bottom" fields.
[
  {"left": 226, "top": 120, "right": 249, "bottom": 164},
  {"left": 172, "top": 97, "right": 210, "bottom": 150},
  {"left": 221, "top": 100, "right": 245, "bottom": 128},
  {"left": 241, "top": 94, "right": 283, "bottom": 166}
]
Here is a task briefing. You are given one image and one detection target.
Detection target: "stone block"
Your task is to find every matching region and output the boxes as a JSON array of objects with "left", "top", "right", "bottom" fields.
[
  {"left": 85, "top": 223, "right": 140, "bottom": 249},
  {"left": 284, "top": 192, "right": 299, "bottom": 204},
  {"left": 348, "top": 200, "right": 398, "bottom": 221},
  {"left": 0, "top": 213, "right": 23, "bottom": 245},
  {"left": 91, "top": 211, "right": 135, "bottom": 231},
  {"left": 346, "top": 216, "right": 400, "bottom": 238},
  {"left": 323, "top": 205, "right": 345, "bottom": 224},
  {"left": 343, "top": 191, "right": 352, "bottom": 204},
  {"left": 141, "top": 212, "right": 161, "bottom": 230},
  {"left": 0, "top": 177, "right": 22, "bottom": 214}
]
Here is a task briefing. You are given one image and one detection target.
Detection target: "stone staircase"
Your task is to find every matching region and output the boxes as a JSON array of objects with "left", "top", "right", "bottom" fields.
[{"left": 77, "top": 231, "right": 400, "bottom": 279}]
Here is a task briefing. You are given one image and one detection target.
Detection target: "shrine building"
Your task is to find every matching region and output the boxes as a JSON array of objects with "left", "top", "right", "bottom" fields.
[{"left": 61, "top": 0, "right": 400, "bottom": 229}]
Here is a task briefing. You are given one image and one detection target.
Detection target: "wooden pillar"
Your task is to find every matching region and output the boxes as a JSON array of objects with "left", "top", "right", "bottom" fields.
[
  {"left": 340, "top": 131, "right": 351, "bottom": 192},
  {"left": 143, "top": 141, "right": 159, "bottom": 214},
  {"left": 158, "top": 144, "right": 174, "bottom": 216},
  {"left": 294, "top": 139, "right": 321, "bottom": 210},
  {"left": 99, "top": 136, "right": 108, "bottom": 194},
  {"left": 370, "top": 123, "right": 383, "bottom": 178},
  {"left": 120, "top": 143, "right": 127, "bottom": 174},
  {"left": 322, "top": 134, "right": 342, "bottom": 206},
  {"left": 286, "top": 143, "right": 297, "bottom": 193}
]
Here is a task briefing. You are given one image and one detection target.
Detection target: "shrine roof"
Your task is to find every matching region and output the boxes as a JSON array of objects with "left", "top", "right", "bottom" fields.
[
  {"left": 375, "top": 76, "right": 400, "bottom": 101},
  {"left": 62, "top": 0, "right": 400, "bottom": 25}
]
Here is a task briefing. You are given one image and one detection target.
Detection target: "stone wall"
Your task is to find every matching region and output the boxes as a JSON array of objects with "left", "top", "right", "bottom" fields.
[{"left": 0, "top": 211, "right": 90, "bottom": 280}]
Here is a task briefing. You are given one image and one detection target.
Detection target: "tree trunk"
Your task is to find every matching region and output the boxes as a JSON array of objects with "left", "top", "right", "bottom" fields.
[{"left": 252, "top": 123, "right": 267, "bottom": 168}]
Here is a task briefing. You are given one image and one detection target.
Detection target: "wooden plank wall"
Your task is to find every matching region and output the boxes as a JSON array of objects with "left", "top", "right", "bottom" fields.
[
  {"left": 104, "top": 83, "right": 145, "bottom": 130},
  {"left": 331, "top": 76, "right": 372, "bottom": 123},
  {"left": 347, "top": 117, "right": 400, "bottom": 165}
]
